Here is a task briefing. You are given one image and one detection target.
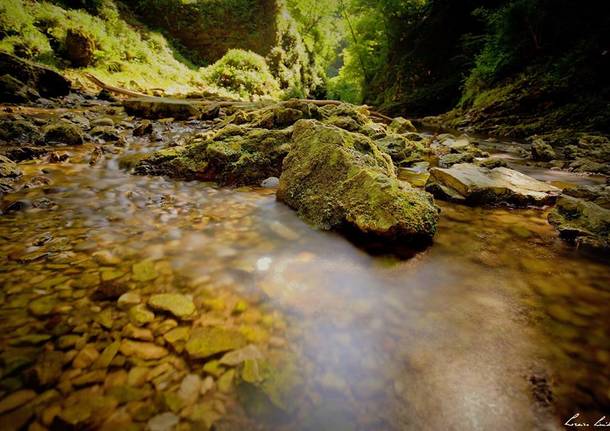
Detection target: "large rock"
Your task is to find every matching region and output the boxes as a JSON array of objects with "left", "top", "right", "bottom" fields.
[
  {"left": 548, "top": 195, "right": 610, "bottom": 253},
  {"left": 0, "top": 52, "right": 71, "bottom": 99},
  {"left": 277, "top": 120, "right": 439, "bottom": 245},
  {"left": 426, "top": 163, "right": 561, "bottom": 206},
  {"left": 123, "top": 97, "right": 202, "bottom": 120},
  {"left": 65, "top": 29, "right": 95, "bottom": 67},
  {"left": 135, "top": 125, "right": 292, "bottom": 186},
  {"left": 0, "top": 74, "right": 40, "bottom": 103}
]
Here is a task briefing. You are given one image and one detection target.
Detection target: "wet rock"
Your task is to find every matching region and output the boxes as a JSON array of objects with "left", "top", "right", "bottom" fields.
[
  {"left": 123, "top": 324, "right": 154, "bottom": 341},
  {"left": 387, "top": 117, "right": 416, "bottom": 134},
  {"left": 438, "top": 152, "right": 474, "bottom": 168},
  {"left": 548, "top": 195, "right": 610, "bottom": 253},
  {"left": 25, "top": 351, "right": 64, "bottom": 387},
  {"left": 133, "top": 120, "right": 153, "bottom": 136},
  {"left": 65, "top": 29, "right": 95, "bottom": 67},
  {"left": 0, "top": 154, "right": 22, "bottom": 187},
  {"left": 277, "top": 120, "right": 439, "bottom": 246},
  {"left": 28, "top": 295, "right": 58, "bottom": 317},
  {"left": 117, "top": 292, "right": 141, "bottom": 309},
  {"left": 92, "top": 341, "right": 119, "bottom": 369},
  {"left": 148, "top": 294, "right": 195, "bottom": 319},
  {"left": 261, "top": 176, "right": 279, "bottom": 188},
  {"left": 530, "top": 139, "right": 556, "bottom": 162},
  {"left": 97, "top": 89, "right": 117, "bottom": 102},
  {"left": 426, "top": 163, "right": 561, "bottom": 206},
  {"left": 132, "top": 260, "right": 158, "bottom": 282},
  {"left": 135, "top": 125, "right": 292, "bottom": 186},
  {"left": 73, "top": 344, "right": 99, "bottom": 369},
  {"left": 477, "top": 157, "right": 508, "bottom": 169},
  {"left": 43, "top": 121, "right": 84, "bottom": 146},
  {"left": 128, "top": 304, "right": 155, "bottom": 326},
  {"left": 119, "top": 339, "right": 168, "bottom": 360},
  {"left": 0, "top": 52, "right": 71, "bottom": 98},
  {"left": 220, "top": 344, "right": 263, "bottom": 366},
  {"left": 52, "top": 395, "right": 117, "bottom": 429},
  {"left": 0, "top": 389, "right": 36, "bottom": 415},
  {"left": 92, "top": 281, "right": 128, "bottom": 301},
  {"left": 217, "top": 369, "right": 236, "bottom": 393},
  {"left": 123, "top": 97, "right": 201, "bottom": 120},
  {"left": 147, "top": 412, "right": 179, "bottom": 431},
  {"left": 178, "top": 374, "right": 201, "bottom": 405},
  {"left": 185, "top": 327, "right": 247, "bottom": 360},
  {"left": 90, "top": 126, "right": 121, "bottom": 142}
]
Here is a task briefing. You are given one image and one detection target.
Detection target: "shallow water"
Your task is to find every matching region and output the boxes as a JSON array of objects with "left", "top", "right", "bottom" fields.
[{"left": 0, "top": 110, "right": 608, "bottom": 430}]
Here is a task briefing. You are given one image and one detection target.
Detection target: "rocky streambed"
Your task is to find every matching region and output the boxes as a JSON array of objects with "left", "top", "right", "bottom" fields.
[{"left": 1, "top": 55, "right": 610, "bottom": 431}]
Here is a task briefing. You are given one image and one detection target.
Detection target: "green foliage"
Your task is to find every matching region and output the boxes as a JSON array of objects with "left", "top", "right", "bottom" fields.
[
  {"left": 202, "top": 49, "right": 281, "bottom": 98},
  {"left": 0, "top": 0, "right": 204, "bottom": 91}
]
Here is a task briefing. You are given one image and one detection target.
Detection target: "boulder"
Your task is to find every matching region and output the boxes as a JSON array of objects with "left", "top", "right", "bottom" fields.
[
  {"left": 43, "top": 121, "right": 84, "bottom": 146},
  {"left": 530, "top": 139, "right": 556, "bottom": 161},
  {"left": 65, "top": 29, "right": 96, "bottom": 67},
  {"left": 0, "top": 52, "right": 71, "bottom": 98},
  {"left": 0, "top": 74, "right": 40, "bottom": 103},
  {"left": 548, "top": 195, "right": 610, "bottom": 253},
  {"left": 135, "top": 125, "right": 292, "bottom": 186},
  {"left": 123, "top": 97, "right": 201, "bottom": 120},
  {"left": 375, "top": 135, "right": 425, "bottom": 166},
  {"left": 387, "top": 117, "right": 417, "bottom": 134},
  {"left": 277, "top": 120, "right": 439, "bottom": 245},
  {"left": 426, "top": 163, "right": 561, "bottom": 206}
]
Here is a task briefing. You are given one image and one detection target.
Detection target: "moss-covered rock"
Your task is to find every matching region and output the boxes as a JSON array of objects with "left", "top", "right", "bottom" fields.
[
  {"left": 277, "top": 120, "right": 439, "bottom": 246},
  {"left": 43, "top": 121, "right": 84, "bottom": 146},
  {"left": 530, "top": 139, "right": 556, "bottom": 162},
  {"left": 375, "top": 135, "right": 425, "bottom": 167},
  {"left": 135, "top": 125, "right": 292, "bottom": 186},
  {"left": 0, "top": 74, "right": 40, "bottom": 103},
  {"left": 548, "top": 195, "right": 610, "bottom": 253},
  {"left": 387, "top": 117, "right": 416, "bottom": 134}
]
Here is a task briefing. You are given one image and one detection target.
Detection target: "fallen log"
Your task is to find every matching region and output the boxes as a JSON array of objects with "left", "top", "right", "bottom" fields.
[{"left": 84, "top": 73, "right": 394, "bottom": 123}]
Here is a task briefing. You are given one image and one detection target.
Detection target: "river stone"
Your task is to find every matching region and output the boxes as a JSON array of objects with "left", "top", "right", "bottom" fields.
[
  {"left": 0, "top": 389, "right": 37, "bottom": 415},
  {"left": 185, "top": 327, "right": 247, "bottom": 359},
  {"left": 119, "top": 339, "right": 168, "bottom": 360},
  {"left": 73, "top": 344, "right": 99, "bottom": 369},
  {"left": 147, "top": 412, "right": 179, "bottom": 431},
  {"left": 132, "top": 260, "right": 158, "bottom": 282},
  {"left": 25, "top": 351, "right": 64, "bottom": 387},
  {"left": 128, "top": 304, "right": 155, "bottom": 326},
  {"left": 148, "top": 294, "right": 195, "bottom": 319},
  {"left": 123, "top": 97, "right": 201, "bottom": 120},
  {"left": 277, "top": 120, "right": 439, "bottom": 246},
  {"left": 426, "top": 163, "right": 561, "bottom": 206},
  {"left": 0, "top": 155, "right": 21, "bottom": 178},
  {"left": 117, "top": 292, "right": 141, "bottom": 309},
  {"left": 548, "top": 195, "right": 610, "bottom": 253},
  {"left": 43, "top": 121, "right": 84, "bottom": 146},
  {"left": 387, "top": 117, "right": 416, "bottom": 134}
]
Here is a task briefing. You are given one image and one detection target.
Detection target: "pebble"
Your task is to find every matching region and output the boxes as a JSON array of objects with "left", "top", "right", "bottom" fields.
[
  {"left": 119, "top": 339, "right": 168, "bottom": 360},
  {"left": 73, "top": 344, "right": 100, "bottom": 369},
  {"left": 148, "top": 412, "right": 179, "bottom": 431},
  {"left": 0, "top": 389, "right": 37, "bottom": 414},
  {"left": 148, "top": 293, "right": 195, "bottom": 319}
]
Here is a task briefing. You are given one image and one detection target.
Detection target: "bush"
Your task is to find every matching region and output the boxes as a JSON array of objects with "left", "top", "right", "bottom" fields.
[{"left": 202, "top": 49, "right": 280, "bottom": 98}]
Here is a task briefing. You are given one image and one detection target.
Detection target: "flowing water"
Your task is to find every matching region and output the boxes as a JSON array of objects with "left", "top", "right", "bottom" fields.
[{"left": 0, "top": 108, "right": 608, "bottom": 430}]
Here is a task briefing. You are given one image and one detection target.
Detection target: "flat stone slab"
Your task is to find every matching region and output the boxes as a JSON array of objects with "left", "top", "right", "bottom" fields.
[
  {"left": 426, "top": 163, "right": 560, "bottom": 206},
  {"left": 123, "top": 97, "right": 202, "bottom": 120}
]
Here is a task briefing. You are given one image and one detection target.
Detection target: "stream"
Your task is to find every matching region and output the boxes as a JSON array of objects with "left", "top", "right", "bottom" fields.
[{"left": 0, "top": 106, "right": 608, "bottom": 430}]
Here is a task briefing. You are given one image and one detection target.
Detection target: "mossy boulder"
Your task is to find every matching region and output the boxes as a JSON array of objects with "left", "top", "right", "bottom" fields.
[
  {"left": 375, "top": 135, "right": 426, "bottom": 167},
  {"left": 277, "top": 120, "right": 439, "bottom": 246},
  {"left": 548, "top": 195, "right": 610, "bottom": 253},
  {"left": 135, "top": 125, "right": 292, "bottom": 186},
  {"left": 388, "top": 117, "right": 417, "bottom": 134},
  {"left": 43, "top": 121, "right": 84, "bottom": 146},
  {"left": 530, "top": 139, "right": 556, "bottom": 162}
]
